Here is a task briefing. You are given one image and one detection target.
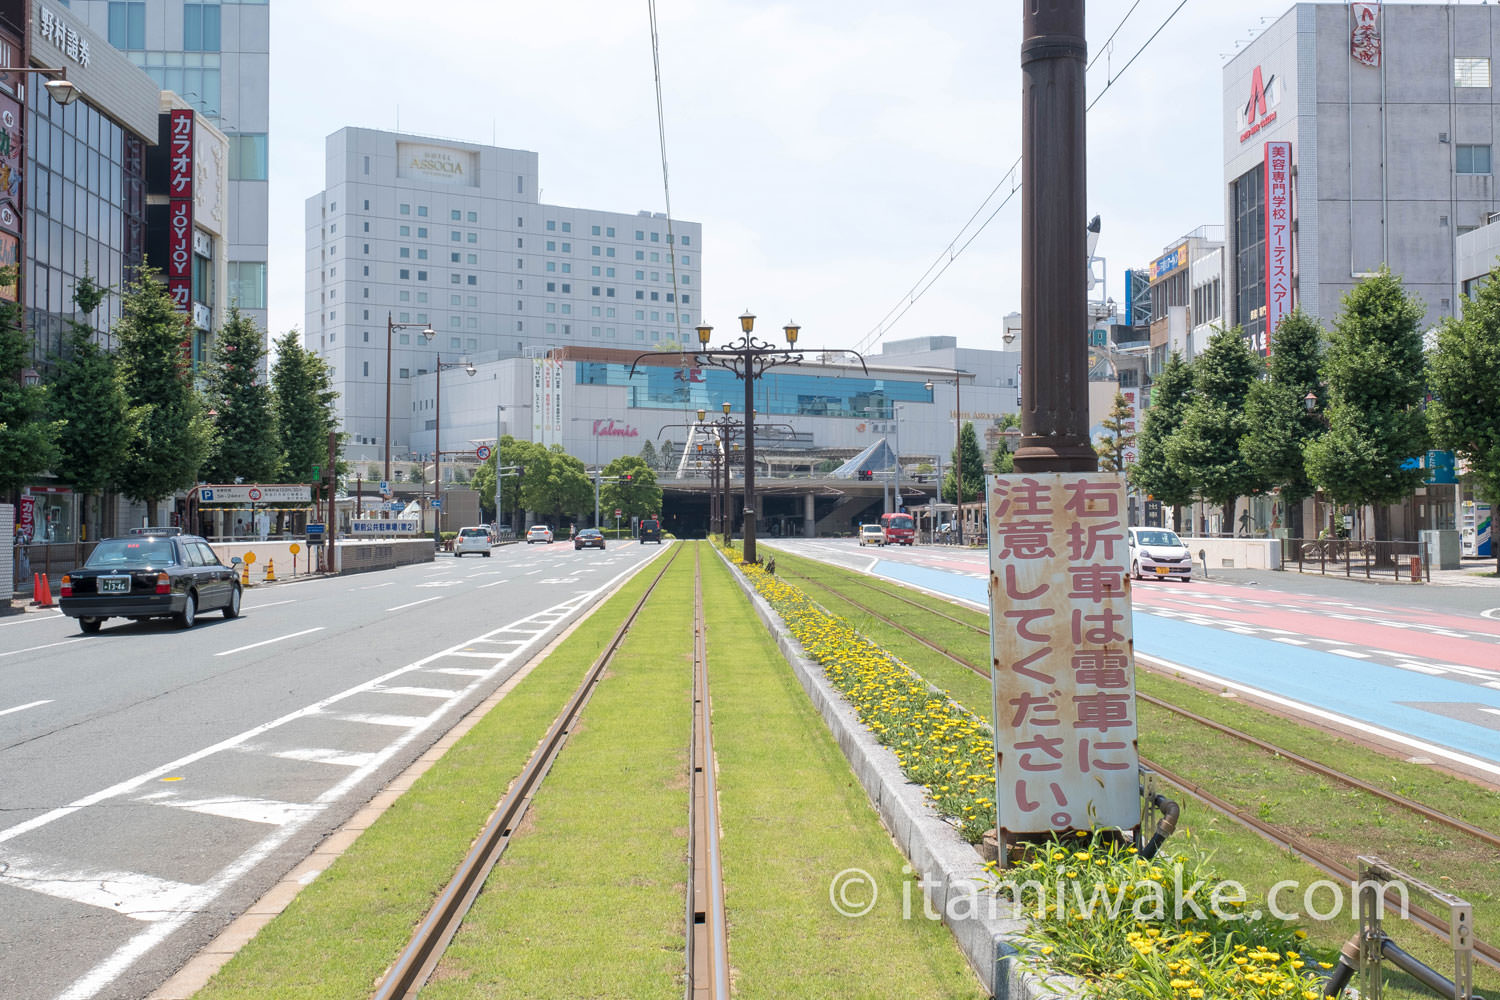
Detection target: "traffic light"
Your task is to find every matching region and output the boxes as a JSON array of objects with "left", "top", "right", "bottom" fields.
[
  {"left": 858, "top": 469, "right": 872, "bottom": 481},
  {"left": 624, "top": 473, "right": 633, "bottom": 482}
]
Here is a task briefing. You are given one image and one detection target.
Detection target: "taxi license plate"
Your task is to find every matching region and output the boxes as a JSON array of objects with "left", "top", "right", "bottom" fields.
[
  {"left": 99, "top": 575, "right": 131, "bottom": 594},
  {"left": 1154, "top": 567, "right": 1170, "bottom": 575}
]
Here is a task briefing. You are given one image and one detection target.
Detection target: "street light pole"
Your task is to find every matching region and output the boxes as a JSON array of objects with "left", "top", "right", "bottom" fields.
[
  {"left": 386, "top": 313, "right": 436, "bottom": 487},
  {"left": 633, "top": 313, "right": 862, "bottom": 563},
  {"left": 926, "top": 372, "right": 970, "bottom": 546},
  {"left": 432, "top": 353, "right": 476, "bottom": 548}
]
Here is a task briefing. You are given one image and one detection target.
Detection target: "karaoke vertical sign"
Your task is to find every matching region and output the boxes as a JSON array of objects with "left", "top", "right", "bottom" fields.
[{"left": 167, "top": 109, "right": 194, "bottom": 314}]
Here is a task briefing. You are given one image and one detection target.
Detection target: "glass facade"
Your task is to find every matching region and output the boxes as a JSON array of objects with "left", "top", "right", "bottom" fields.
[
  {"left": 128, "top": 52, "right": 222, "bottom": 118},
  {"left": 576, "top": 363, "right": 935, "bottom": 418},
  {"left": 1232, "top": 162, "right": 1266, "bottom": 349},
  {"left": 24, "top": 88, "right": 146, "bottom": 363}
]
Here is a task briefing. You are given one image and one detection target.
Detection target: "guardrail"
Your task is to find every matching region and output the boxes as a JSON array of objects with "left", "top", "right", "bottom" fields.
[{"left": 1281, "top": 538, "right": 1430, "bottom": 582}]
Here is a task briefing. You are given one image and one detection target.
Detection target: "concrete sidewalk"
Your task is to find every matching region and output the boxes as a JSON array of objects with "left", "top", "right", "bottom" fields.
[{"left": 1277, "top": 557, "right": 1500, "bottom": 588}]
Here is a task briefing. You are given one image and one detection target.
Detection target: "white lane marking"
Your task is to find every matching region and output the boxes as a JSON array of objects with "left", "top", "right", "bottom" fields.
[
  {"left": 432, "top": 667, "right": 489, "bottom": 677},
  {"left": 478, "top": 579, "right": 509, "bottom": 589},
  {"left": 136, "top": 792, "right": 313, "bottom": 827},
  {"left": 525, "top": 569, "right": 543, "bottom": 575},
  {"left": 1395, "top": 662, "right": 1447, "bottom": 675},
  {"left": 1136, "top": 651, "right": 1500, "bottom": 778},
  {"left": 264, "top": 747, "right": 378, "bottom": 768},
  {"left": 358, "top": 581, "right": 396, "bottom": 590},
  {"left": 1225, "top": 626, "right": 1257, "bottom": 635},
  {"left": 387, "top": 597, "right": 442, "bottom": 612},
  {"left": 215, "top": 627, "right": 326, "bottom": 657},
  {"left": 0, "top": 699, "right": 53, "bottom": 717},
  {"left": 1486, "top": 681, "right": 1500, "bottom": 691},
  {"left": 372, "top": 685, "right": 462, "bottom": 699},
  {"left": 1328, "top": 648, "right": 1372, "bottom": 659},
  {"left": 247, "top": 599, "right": 296, "bottom": 610},
  {"left": 325, "top": 712, "right": 433, "bottom": 729},
  {"left": 0, "top": 850, "right": 197, "bottom": 921},
  {"left": 1481, "top": 608, "right": 1500, "bottom": 621},
  {"left": 42, "top": 554, "right": 662, "bottom": 1000},
  {"left": 0, "top": 637, "right": 88, "bottom": 659},
  {"left": 416, "top": 580, "right": 462, "bottom": 589},
  {"left": 447, "top": 651, "right": 515, "bottom": 660},
  {"left": 0, "top": 612, "right": 64, "bottom": 627},
  {"left": 1482, "top": 708, "right": 1500, "bottom": 719},
  {"left": 1271, "top": 637, "right": 1308, "bottom": 646}
]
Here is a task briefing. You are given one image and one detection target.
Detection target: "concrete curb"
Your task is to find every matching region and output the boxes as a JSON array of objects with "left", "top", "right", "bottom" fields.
[{"left": 715, "top": 549, "right": 1080, "bottom": 1000}]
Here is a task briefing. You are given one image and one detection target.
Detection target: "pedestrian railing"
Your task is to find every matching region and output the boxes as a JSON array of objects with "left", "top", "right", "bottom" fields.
[{"left": 1282, "top": 537, "right": 1429, "bottom": 582}]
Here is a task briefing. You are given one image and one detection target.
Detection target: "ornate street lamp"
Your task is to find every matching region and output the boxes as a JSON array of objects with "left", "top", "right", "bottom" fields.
[{"left": 636, "top": 314, "right": 862, "bottom": 563}]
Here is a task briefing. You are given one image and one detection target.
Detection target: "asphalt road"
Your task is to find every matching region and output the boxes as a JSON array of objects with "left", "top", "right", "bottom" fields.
[
  {"left": 762, "top": 538, "right": 1500, "bottom": 782},
  {"left": 0, "top": 538, "right": 667, "bottom": 1000}
]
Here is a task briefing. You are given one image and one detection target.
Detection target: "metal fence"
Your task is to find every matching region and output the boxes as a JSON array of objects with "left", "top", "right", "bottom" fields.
[{"left": 1280, "top": 537, "right": 1430, "bottom": 582}]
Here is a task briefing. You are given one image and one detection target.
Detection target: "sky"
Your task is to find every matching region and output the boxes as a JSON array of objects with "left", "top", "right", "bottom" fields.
[{"left": 263, "top": 0, "right": 1382, "bottom": 355}]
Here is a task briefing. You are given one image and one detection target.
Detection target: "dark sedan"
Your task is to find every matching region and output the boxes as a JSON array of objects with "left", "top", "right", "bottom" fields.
[
  {"left": 60, "top": 527, "right": 243, "bottom": 633},
  {"left": 573, "top": 528, "right": 606, "bottom": 550}
]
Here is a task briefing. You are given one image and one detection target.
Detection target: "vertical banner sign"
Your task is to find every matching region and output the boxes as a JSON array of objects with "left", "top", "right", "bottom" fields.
[
  {"left": 1351, "top": 2, "right": 1381, "bottom": 68},
  {"left": 531, "top": 358, "right": 545, "bottom": 442},
  {"left": 167, "top": 109, "right": 195, "bottom": 313},
  {"left": 1120, "top": 388, "right": 1141, "bottom": 466},
  {"left": 1263, "top": 140, "right": 1293, "bottom": 356},
  {"left": 550, "top": 358, "right": 564, "bottom": 445},
  {"left": 987, "top": 473, "right": 1139, "bottom": 838}
]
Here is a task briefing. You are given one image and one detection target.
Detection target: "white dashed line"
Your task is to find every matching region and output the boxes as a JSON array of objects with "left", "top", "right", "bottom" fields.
[
  {"left": 0, "top": 699, "right": 53, "bottom": 717},
  {"left": 215, "top": 628, "right": 326, "bottom": 657},
  {"left": 387, "top": 597, "right": 442, "bottom": 612}
]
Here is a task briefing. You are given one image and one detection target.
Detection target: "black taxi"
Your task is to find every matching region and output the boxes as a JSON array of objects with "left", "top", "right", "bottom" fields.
[{"left": 60, "top": 527, "right": 243, "bottom": 633}]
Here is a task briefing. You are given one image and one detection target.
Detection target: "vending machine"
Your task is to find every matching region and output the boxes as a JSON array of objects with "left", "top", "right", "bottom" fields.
[{"left": 1461, "top": 500, "right": 1492, "bottom": 557}]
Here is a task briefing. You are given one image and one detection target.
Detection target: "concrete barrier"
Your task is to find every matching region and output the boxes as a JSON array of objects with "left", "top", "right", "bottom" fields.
[
  {"left": 333, "top": 538, "right": 435, "bottom": 574},
  {"left": 1180, "top": 536, "right": 1282, "bottom": 570},
  {"left": 211, "top": 540, "right": 320, "bottom": 580}
]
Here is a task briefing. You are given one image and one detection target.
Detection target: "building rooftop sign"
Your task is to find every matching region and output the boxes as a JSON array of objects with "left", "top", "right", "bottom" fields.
[{"left": 1237, "top": 65, "right": 1280, "bottom": 144}]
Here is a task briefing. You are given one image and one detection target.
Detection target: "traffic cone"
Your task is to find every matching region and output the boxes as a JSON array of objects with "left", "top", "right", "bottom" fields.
[
  {"left": 241, "top": 562, "right": 251, "bottom": 587},
  {"left": 35, "top": 573, "right": 54, "bottom": 608},
  {"left": 263, "top": 558, "right": 276, "bottom": 583},
  {"left": 31, "top": 573, "right": 41, "bottom": 606}
]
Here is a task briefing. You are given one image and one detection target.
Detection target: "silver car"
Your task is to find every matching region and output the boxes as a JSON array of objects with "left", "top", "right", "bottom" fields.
[{"left": 1127, "top": 527, "right": 1193, "bottom": 582}]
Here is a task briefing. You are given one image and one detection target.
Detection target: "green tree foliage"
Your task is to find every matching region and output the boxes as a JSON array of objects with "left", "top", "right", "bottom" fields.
[
  {"left": 1166, "top": 328, "right": 1265, "bottom": 534},
  {"left": 1241, "top": 309, "right": 1324, "bottom": 539},
  {"left": 204, "top": 307, "right": 279, "bottom": 484},
  {"left": 989, "top": 412, "right": 1020, "bottom": 475},
  {"left": 1428, "top": 267, "right": 1500, "bottom": 570},
  {"left": 638, "top": 439, "right": 658, "bottom": 470},
  {"left": 541, "top": 445, "right": 592, "bottom": 526},
  {"left": 601, "top": 455, "right": 662, "bottom": 521},
  {"left": 271, "top": 331, "right": 342, "bottom": 485},
  {"left": 0, "top": 274, "right": 60, "bottom": 496},
  {"left": 1094, "top": 391, "right": 1137, "bottom": 474},
  {"left": 1303, "top": 267, "right": 1428, "bottom": 541},
  {"left": 48, "top": 274, "right": 133, "bottom": 517},
  {"left": 113, "top": 266, "right": 211, "bottom": 521},
  {"left": 1129, "top": 352, "right": 1195, "bottom": 527},
  {"left": 943, "top": 422, "right": 985, "bottom": 505}
]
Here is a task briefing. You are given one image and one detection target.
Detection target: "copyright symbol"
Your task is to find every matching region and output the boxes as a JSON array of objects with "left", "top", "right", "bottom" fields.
[{"left": 829, "top": 868, "right": 878, "bottom": 917}]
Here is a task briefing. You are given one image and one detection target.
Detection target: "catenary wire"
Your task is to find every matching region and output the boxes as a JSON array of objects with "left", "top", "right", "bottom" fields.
[
  {"left": 646, "top": 0, "right": 688, "bottom": 359},
  {"left": 854, "top": 0, "right": 1196, "bottom": 356}
]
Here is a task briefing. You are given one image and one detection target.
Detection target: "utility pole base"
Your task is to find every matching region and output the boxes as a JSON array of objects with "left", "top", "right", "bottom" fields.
[{"left": 1012, "top": 441, "right": 1098, "bottom": 474}]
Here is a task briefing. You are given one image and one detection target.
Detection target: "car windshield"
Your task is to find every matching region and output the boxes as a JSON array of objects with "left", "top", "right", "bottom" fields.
[
  {"left": 1136, "top": 530, "right": 1184, "bottom": 547},
  {"left": 885, "top": 515, "right": 914, "bottom": 530},
  {"left": 529, "top": 527, "right": 548, "bottom": 534},
  {"left": 862, "top": 526, "right": 882, "bottom": 534},
  {"left": 86, "top": 538, "right": 178, "bottom": 568},
  {"left": 460, "top": 528, "right": 486, "bottom": 537}
]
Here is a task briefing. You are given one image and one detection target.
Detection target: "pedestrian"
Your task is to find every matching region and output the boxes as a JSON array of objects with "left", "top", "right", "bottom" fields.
[{"left": 234, "top": 516, "right": 245, "bottom": 538}]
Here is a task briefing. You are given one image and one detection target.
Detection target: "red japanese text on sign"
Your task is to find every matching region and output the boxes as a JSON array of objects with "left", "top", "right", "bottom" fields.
[
  {"left": 167, "top": 109, "right": 194, "bottom": 315},
  {"left": 988, "top": 473, "right": 1139, "bottom": 836},
  {"left": 1263, "top": 140, "right": 1293, "bottom": 354}
]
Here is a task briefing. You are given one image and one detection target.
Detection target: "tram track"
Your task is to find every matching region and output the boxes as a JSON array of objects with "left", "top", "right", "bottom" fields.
[
  {"left": 372, "top": 544, "right": 685, "bottom": 1000},
  {"left": 774, "top": 559, "right": 1500, "bottom": 971},
  {"left": 687, "top": 544, "right": 731, "bottom": 999}
]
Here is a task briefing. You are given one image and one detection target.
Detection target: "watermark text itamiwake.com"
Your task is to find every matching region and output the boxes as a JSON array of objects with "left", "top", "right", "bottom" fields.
[{"left": 828, "top": 864, "right": 1411, "bottom": 923}]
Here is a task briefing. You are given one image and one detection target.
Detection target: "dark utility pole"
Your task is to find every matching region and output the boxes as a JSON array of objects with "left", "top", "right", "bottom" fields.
[{"left": 1014, "top": 0, "right": 1096, "bottom": 474}]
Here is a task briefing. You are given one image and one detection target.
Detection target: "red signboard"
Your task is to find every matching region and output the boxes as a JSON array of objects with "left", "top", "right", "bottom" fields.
[
  {"left": 1263, "top": 140, "right": 1293, "bottom": 356},
  {"left": 167, "top": 109, "right": 194, "bottom": 312},
  {"left": 1351, "top": 2, "right": 1381, "bottom": 68}
]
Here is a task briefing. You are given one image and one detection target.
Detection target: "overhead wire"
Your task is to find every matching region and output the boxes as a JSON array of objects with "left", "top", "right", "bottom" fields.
[
  {"left": 853, "top": 0, "right": 1194, "bottom": 355},
  {"left": 647, "top": 0, "right": 688, "bottom": 362}
]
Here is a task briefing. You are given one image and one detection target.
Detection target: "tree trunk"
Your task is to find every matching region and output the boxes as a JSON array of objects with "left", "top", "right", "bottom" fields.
[
  {"left": 1287, "top": 497, "right": 1304, "bottom": 543},
  {"left": 1223, "top": 496, "right": 1238, "bottom": 537},
  {"left": 1372, "top": 503, "right": 1390, "bottom": 542}
]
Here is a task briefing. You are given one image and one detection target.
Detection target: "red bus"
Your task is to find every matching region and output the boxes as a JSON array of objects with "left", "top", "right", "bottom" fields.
[{"left": 880, "top": 512, "right": 915, "bottom": 546}]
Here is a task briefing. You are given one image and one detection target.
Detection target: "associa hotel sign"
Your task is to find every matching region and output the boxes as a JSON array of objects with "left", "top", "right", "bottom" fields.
[{"left": 396, "top": 143, "right": 477, "bottom": 186}]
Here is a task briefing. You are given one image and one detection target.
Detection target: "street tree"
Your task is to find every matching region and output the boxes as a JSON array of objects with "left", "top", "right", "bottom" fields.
[
  {"left": 0, "top": 268, "right": 60, "bottom": 499},
  {"left": 989, "top": 412, "right": 1020, "bottom": 475},
  {"left": 601, "top": 455, "right": 662, "bottom": 523},
  {"left": 1167, "top": 327, "right": 1266, "bottom": 535},
  {"left": 542, "top": 445, "right": 593, "bottom": 528},
  {"left": 204, "top": 307, "right": 279, "bottom": 484},
  {"left": 638, "top": 439, "right": 659, "bottom": 470},
  {"left": 1428, "top": 266, "right": 1500, "bottom": 572},
  {"left": 1094, "top": 390, "right": 1137, "bottom": 474},
  {"left": 1129, "top": 352, "right": 1195, "bottom": 531},
  {"left": 1241, "top": 309, "right": 1324, "bottom": 540},
  {"left": 944, "top": 422, "right": 985, "bottom": 506},
  {"left": 1303, "top": 267, "right": 1427, "bottom": 542},
  {"left": 48, "top": 274, "right": 133, "bottom": 536},
  {"left": 271, "top": 331, "right": 342, "bottom": 485},
  {"left": 113, "top": 266, "right": 212, "bottom": 523}
]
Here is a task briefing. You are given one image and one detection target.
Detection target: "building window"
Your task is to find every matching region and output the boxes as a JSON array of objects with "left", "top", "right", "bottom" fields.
[
  {"left": 591, "top": 245, "right": 601, "bottom": 256},
  {"left": 417, "top": 271, "right": 428, "bottom": 281},
  {"left": 561, "top": 242, "right": 571, "bottom": 253},
  {"left": 417, "top": 227, "right": 428, "bottom": 238},
  {"left": 607, "top": 227, "right": 615, "bottom": 237},
  {"left": 607, "top": 288, "right": 615, "bottom": 297},
  {"left": 230, "top": 134, "right": 269, "bottom": 181},
  {"left": 184, "top": 2, "right": 221, "bottom": 51},
  {"left": 109, "top": 1, "right": 146, "bottom": 49},
  {"left": 682, "top": 235, "right": 691, "bottom": 246},
  {"left": 1231, "top": 162, "right": 1267, "bottom": 349},
  {"left": 635, "top": 230, "right": 645, "bottom": 240},
  {"left": 1456, "top": 58, "right": 1491, "bottom": 88},
  {"left": 635, "top": 251, "right": 645, "bottom": 261},
  {"left": 400, "top": 247, "right": 410, "bottom": 258},
  {"left": 562, "top": 222, "right": 571, "bottom": 232},
  {"left": 228, "top": 262, "right": 267, "bottom": 310},
  {"left": 401, "top": 204, "right": 411, "bottom": 215},
  {"left": 547, "top": 241, "right": 556, "bottom": 251},
  {"left": 547, "top": 282, "right": 556, "bottom": 291},
  {"left": 1458, "top": 144, "right": 1492, "bottom": 174},
  {"left": 399, "top": 268, "right": 411, "bottom": 280},
  {"left": 591, "top": 286, "right": 601, "bottom": 296},
  {"left": 467, "top": 275, "right": 477, "bottom": 285}
]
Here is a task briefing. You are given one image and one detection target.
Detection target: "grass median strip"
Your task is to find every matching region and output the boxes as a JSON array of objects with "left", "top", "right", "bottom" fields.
[
  {"left": 419, "top": 548, "right": 697, "bottom": 999},
  {"left": 193, "top": 564, "right": 664, "bottom": 1000},
  {"left": 702, "top": 550, "right": 987, "bottom": 999}
]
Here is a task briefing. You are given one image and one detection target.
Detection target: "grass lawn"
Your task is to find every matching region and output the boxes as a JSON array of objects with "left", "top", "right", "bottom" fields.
[{"left": 703, "top": 548, "right": 987, "bottom": 999}]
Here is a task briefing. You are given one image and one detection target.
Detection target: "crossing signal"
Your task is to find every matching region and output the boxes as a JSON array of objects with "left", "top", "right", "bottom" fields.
[
  {"left": 624, "top": 473, "right": 633, "bottom": 482},
  {"left": 858, "top": 469, "right": 873, "bottom": 481}
]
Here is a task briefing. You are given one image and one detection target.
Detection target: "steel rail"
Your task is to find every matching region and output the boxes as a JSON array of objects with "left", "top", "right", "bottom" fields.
[
  {"left": 686, "top": 546, "right": 730, "bottom": 999},
  {"left": 779, "top": 563, "right": 1500, "bottom": 852},
  {"left": 774, "top": 559, "right": 1500, "bottom": 968},
  {"left": 373, "top": 544, "right": 684, "bottom": 1000}
]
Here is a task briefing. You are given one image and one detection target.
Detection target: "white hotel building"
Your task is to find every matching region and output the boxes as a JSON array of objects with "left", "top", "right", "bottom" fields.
[{"left": 304, "top": 127, "right": 703, "bottom": 466}]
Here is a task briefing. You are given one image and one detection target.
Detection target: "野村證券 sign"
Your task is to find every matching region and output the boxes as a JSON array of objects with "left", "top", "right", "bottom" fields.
[{"left": 987, "top": 473, "right": 1139, "bottom": 839}]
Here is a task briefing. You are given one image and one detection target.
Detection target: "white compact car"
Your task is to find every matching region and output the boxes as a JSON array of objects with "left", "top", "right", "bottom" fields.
[
  {"left": 454, "top": 526, "right": 492, "bottom": 557},
  {"left": 1127, "top": 527, "right": 1193, "bottom": 582},
  {"left": 858, "top": 524, "right": 886, "bottom": 547},
  {"left": 527, "top": 525, "right": 555, "bottom": 544}
]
